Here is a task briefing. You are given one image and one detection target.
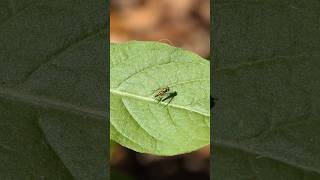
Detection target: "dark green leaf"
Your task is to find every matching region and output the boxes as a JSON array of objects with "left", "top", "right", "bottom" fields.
[
  {"left": 0, "top": 0, "right": 108, "bottom": 179},
  {"left": 212, "top": 0, "right": 320, "bottom": 179}
]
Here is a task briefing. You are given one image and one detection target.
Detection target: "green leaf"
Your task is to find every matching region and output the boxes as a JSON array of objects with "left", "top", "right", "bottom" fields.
[
  {"left": 212, "top": 0, "right": 320, "bottom": 179},
  {"left": 110, "top": 41, "right": 210, "bottom": 156},
  {"left": 0, "top": 0, "right": 108, "bottom": 179}
]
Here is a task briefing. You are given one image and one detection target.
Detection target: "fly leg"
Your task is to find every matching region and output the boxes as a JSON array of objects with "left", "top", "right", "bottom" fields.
[{"left": 163, "top": 97, "right": 174, "bottom": 107}]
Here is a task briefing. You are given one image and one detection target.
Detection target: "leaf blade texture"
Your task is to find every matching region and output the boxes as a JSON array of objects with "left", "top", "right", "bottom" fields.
[
  {"left": 0, "top": 0, "right": 108, "bottom": 179},
  {"left": 111, "top": 41, "right": 210, "bottom": 155},
  {"left": 212, "top": 0, "right": 320, "bottom": 179}
]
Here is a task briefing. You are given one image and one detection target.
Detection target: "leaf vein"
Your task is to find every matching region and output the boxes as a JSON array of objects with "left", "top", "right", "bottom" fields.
[{"left": 111, "top": 89, "right": 209, "bottom": 117}]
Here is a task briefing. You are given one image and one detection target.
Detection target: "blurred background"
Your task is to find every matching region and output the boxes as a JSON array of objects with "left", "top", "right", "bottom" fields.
[
  {"left": 110, "top": 0, "right": 210, "bottom": 58},
  {"left": 110, "top": 0, "right": 210, "bottom": 179}
]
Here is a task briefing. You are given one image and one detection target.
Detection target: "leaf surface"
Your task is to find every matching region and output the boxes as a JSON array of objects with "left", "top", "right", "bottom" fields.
[
  {"left": 111, "top": 41, "right": 210, "bottom": 155},
  {"left": 0, "top": 0, "right": 108, "bottom": 179},
  {"left": 212, "top": 0, "right": 320, "bottom": 179}
]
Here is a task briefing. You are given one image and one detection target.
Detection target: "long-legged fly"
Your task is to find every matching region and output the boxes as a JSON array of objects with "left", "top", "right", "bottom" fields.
[
  {"left": 153, "top": 86, "right": 170, "bottom": 98},
  {"left": 152, "top": 86, "right": 177, "bottom": 106},
  {"left": 161, "top": 91, "right": 177, "bottom": 107}
]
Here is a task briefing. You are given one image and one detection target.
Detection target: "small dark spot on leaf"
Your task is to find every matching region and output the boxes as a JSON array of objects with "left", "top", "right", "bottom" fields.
[{"left": 210, "top": 96, "right": 218, "bottom": 109}]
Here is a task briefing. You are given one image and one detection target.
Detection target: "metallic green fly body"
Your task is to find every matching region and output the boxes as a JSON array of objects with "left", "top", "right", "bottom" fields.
[{"left": 153, "top": 86, "right": 177, "bottom": 106}]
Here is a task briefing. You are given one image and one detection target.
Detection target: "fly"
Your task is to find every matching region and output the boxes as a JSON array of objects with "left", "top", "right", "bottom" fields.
[
  {"left": 160, "top": 91, "right": 177, "bottom": 107},
  {"left": 153, "top": 86, "right": 170, "bottom": 98}
]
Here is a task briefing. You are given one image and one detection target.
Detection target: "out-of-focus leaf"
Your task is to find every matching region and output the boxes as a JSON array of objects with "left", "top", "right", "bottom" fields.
[
  {"left": 0, "top": 0, "right": 108, "bottom": 179},
  {"left": 212, "top": 0, "right": 320, "bottom": 179}
]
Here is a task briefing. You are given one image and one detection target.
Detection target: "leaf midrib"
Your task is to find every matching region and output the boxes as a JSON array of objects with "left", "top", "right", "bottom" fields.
[
  {"left": 110, "top": 89, "right": 210, "bottom": 117},
  {"left": 213, "top": 139, "right": 320, "bottom": 175},
  {"left": 0, "top": 87, "right": 106, "bottom": 119}
]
